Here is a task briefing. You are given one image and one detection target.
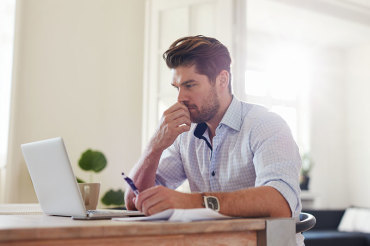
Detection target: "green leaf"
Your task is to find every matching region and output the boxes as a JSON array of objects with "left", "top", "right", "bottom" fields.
[
  {"left": 101, "top": 189, "right": 125, "bottom": 206},
  {"left": 76, "top": 177, "right": 86, "bottom": 183},
  {"left": 78, "top": 149, "right": 107, "bottom": 173}
]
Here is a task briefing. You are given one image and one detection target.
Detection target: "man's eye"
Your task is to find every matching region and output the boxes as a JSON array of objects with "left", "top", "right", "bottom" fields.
[{"left": 185, "top": 84, "right": 194, "bottom": 88}]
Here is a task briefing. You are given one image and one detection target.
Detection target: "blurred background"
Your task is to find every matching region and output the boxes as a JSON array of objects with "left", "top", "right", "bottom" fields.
[{"left": 0, "top": 0, "right": 369, "bottom": 210}]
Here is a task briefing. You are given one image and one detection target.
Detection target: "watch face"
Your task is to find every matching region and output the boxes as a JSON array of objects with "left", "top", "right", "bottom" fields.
[{"left": 206, "top": 197, "right": 219, "bottom": 211}]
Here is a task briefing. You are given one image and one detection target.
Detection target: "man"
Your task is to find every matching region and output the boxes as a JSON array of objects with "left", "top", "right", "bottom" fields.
[{"left": 125, "top": 36, "right": 301, "bottom": 221}]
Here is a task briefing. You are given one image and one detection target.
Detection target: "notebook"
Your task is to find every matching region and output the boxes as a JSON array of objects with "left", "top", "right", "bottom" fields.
[
  {"left": 21, "top": 137, "right": 144, "bottom": 220},
  {"left": 113, "top": 208, "right": 230, "bottom": 222}
]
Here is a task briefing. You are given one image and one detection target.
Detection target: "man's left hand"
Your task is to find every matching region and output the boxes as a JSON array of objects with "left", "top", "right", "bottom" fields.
[{"left": 134, "top": 185, "right": 202, "bottom": 216}]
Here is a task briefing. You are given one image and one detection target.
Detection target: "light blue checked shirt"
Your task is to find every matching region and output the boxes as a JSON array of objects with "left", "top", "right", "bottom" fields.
[{"left": 155, "top": 96, "right": 302, "bottom": 218}]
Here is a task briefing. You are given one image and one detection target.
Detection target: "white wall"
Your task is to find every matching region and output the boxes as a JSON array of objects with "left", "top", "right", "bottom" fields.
[
  {"left": 346, "top": 44, "right": 370, "bottom": 207},
  {"left": 5, "top": 0, "right": 145, "bottom": 205},
  {"left": 309, "top": 47, "right": 350, "bottom": 209},
  {"left": 309, "top": 44, "right": 370, "bottom": 209}
]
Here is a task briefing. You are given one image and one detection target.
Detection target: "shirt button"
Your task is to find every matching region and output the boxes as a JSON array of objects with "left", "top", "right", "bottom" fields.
[{"left": 211, "top": 171, "right": 215, "bottom": 176}]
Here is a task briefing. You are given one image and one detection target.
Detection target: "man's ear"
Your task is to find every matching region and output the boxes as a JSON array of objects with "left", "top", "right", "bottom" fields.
[{"left": 218, "top": 70, "right": 229, "bottom": 90}]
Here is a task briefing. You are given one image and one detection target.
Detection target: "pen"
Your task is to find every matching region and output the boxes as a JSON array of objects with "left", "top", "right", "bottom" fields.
[{"left": 121, "top": 172, "right": 140, "bottom": 196}]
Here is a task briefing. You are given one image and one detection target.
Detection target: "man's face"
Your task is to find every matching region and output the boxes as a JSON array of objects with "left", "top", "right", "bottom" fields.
[{"left": 171, "top": 65, "right": 220, "bottom": 123}]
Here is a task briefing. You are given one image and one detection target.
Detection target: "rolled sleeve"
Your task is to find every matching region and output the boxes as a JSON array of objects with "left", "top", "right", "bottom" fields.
[
  {"left": 252, "top": 112, "right": 302, "bottom": 217},
  {"left": 264, "top": 180, "right": 300, "bottom": 217}
]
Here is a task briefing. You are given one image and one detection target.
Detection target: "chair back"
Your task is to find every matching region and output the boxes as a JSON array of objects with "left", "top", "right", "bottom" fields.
[{"left": 296, "top": 212, "right": 316, "bottom": 233}]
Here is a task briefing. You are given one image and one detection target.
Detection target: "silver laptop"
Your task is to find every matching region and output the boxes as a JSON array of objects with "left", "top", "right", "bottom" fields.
[{"left": 21, "top": 137, "right": 143, "bottom": 220}]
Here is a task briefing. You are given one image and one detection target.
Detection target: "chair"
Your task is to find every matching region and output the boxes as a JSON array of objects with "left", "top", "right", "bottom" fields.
[{"left": 296, "top": 212, "right": 316, "bottom": 233}]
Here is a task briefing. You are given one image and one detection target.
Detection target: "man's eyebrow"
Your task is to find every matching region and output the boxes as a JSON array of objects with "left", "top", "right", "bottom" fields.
[
  {"left": 171, "top": 80, "right": 196, "bottom": 88},
  {"left": 180, "top": 80, "right": 196, "bottom": 86},
  {"left": 171, "top": 82, "right": 179, "bottom": 89}
]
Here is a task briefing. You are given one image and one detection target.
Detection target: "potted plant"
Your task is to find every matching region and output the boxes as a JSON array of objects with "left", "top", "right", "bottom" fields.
[
  {"left": 300, "top": 153, "right": 313, "bottom": 190},
  {"left": 77, "top": 149, "right": 125, "bottom": 208},
  {"left": 77, "top": 149, "right": 107, "bottom": 183}
]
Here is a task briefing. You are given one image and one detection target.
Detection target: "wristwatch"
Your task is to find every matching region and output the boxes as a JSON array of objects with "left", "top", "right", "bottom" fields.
[{"left": 202, "top": 194, "right": 220, "bottom": 212}]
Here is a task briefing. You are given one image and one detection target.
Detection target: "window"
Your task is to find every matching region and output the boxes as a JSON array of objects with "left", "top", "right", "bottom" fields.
[
  {"left": 243, "top": 1, "right": 315, "bottom": 151},
  {"left": 0, "top": 0, "right": 16, "bottom": 169},
  {"left": 244, "top": 43, "right": 311, "bottom": 146}
]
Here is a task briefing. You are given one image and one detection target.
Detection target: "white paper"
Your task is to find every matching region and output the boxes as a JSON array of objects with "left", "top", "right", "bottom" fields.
[{"left": 112, "top": 208, "right": 230, "bottom": 222}]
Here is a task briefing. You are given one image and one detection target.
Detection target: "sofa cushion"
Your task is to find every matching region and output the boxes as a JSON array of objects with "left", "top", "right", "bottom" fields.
[
  {"left": 303, "top": 230, "right": 367, "bottom": 246},
  {"left": 303, "top": 209, "right": 345, "bottom": 230},
  {"left": 339, "top": 207, "right": 370, "bottom": 234}
]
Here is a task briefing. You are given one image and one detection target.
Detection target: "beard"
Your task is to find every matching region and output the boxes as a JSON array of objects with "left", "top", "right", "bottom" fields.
[{"left": 187, "top": 87, "right": 220, "bottom": 123}]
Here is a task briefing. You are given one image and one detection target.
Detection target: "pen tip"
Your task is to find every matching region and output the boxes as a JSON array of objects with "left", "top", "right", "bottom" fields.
[{"left": 121, "top": 172, "right": 124, "bottom": 175}]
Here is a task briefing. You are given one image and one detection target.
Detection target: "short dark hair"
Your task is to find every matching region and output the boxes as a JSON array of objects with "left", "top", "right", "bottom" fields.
[{"left": 163, "top": 35, "right": 232, "bottom": 92}]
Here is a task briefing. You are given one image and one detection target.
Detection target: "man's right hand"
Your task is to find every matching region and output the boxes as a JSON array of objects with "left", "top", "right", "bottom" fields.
[
  {"left": 150, "top": 102, "right": 191, "bottom": 152},
  {"left": 125, "top": 102, "right": 190, "bottom": 210}
]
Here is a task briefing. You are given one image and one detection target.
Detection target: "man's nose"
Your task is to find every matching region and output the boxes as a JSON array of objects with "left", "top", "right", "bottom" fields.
[{"left": 177, "top": 88, "right": 187, "bottom": 103}]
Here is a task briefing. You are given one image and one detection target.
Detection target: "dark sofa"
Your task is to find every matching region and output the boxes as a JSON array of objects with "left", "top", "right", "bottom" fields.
[{"left": 303, "top": 209, "right": 370, "bottom": 246}]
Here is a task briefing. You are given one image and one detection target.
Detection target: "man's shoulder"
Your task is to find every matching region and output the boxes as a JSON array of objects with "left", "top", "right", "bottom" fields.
[{"left": 240, "top": 102, "right": 287, "bottom": 129}]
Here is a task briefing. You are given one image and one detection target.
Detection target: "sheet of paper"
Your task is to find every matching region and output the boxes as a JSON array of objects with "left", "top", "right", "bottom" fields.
[{"left": 112, "top": 208, "right": 230, "bottom": 222}]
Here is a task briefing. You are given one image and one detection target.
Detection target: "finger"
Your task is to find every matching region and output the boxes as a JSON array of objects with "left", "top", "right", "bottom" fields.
[
  {"left": 141, "top": 194, "right": 166, "bottom": 215},
  {"left": 145, "top": 200, "right": 172, "bottom": 216},
  {"left": 176, "top": 124, "right": 191, "bottom": 134},
  {"left": 165, "top": 108, "right": 190, "bottom": 123},
  {"left": 169, "top": 115, "right": 191, "bottom": 128},
  {"left": 135, "top": 186, "right": 162, "bottom": 211},
  {"left": 164, "top": 102, "right": 189, "bottom": 116},
  {"left": 144, "top": 189, "right": 187, "bottom": 215},
  {"left": 140, "top": 187, "right": 172, "bottom": 215},
  {"left": 134, "top": 195, "right": 140, "bottom": 210},
  {"left": 136, "top": 193, "right": 155, "bottom": 211}
]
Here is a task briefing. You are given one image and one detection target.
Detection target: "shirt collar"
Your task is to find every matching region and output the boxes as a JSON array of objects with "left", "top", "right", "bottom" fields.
[
  {"left": 193, "top": 96, "right": 242, "bottom": 139},
  {"left": 194, "top": 122, "right": 208, "bottom": 138},
  {"left": 219, "top": 96, "right": 242, "bottom": 132}
]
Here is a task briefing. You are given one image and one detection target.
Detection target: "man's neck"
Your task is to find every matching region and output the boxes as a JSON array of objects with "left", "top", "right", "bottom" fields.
[{"left": 206, "top": 94, "right": 233, "bottom": 141}]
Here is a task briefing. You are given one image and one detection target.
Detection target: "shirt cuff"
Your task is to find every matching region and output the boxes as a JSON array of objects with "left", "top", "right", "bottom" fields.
[{"left": 264, "top": 180, "right": 301, "bottom": 218}]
